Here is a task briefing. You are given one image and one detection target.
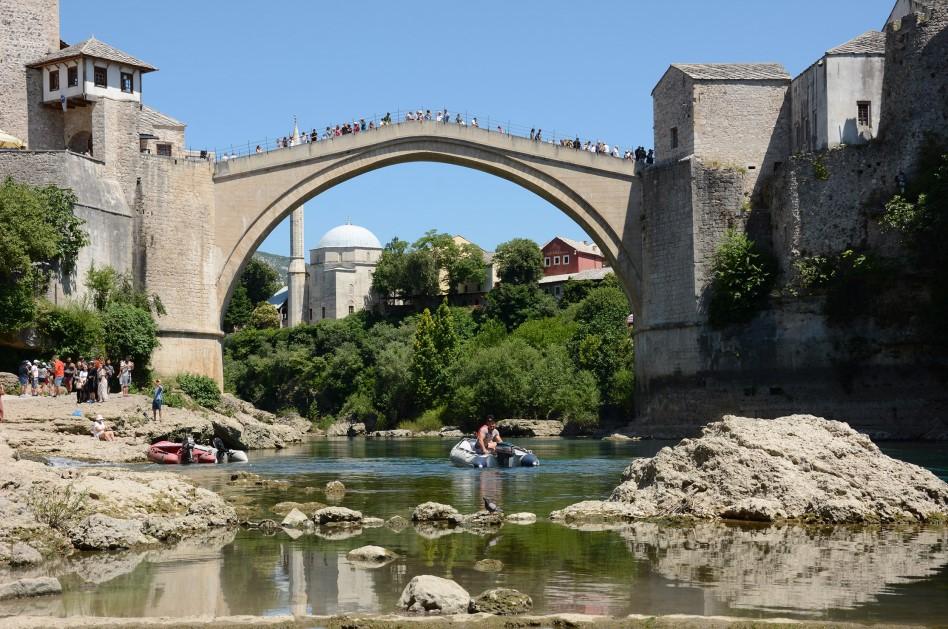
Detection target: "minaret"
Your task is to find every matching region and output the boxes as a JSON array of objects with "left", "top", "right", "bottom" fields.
[{"left": 287, "top": 206, "right": 305, "bottom": 326}]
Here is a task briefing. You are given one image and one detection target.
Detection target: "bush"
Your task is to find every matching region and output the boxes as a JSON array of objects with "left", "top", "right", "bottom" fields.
[
  {"left": 707, "top": 230, "right": 776, "bottom": 328},
  {"left": 250, "top": 303, "right": 281, "bottom": 329},
  {"left": 27, "top": 483, "right": 90, "bottom": 533},
  {"left": 176, "top": 373, "right": 221, "bottom": 408},
  {"left": 399, "top": 405, "right": 447, "bottom": 432},
  {"left": 163, "top": 391, "right": 188, "bottom": 409},
  {"left": 102, "top": 302, "right": 159, "bottom": 364},
  {"left": 35, "top": 300, "right": 104, "bottom": 358}
]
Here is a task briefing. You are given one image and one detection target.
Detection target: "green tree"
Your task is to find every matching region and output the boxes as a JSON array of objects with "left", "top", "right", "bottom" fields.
[
  {"left": 409, "top": 309, "right": 439, "bottom": 409},
  {"left": 223, "top": 284, "right": 254, "bottom": 332},
  {"left": 102, "top": 303, "right": 159, "bottom": 364},
  {"left": 403, "top": 249, "right": 440, "bottom": 299},
  {"left": 242, "top": 258, "right": 282, "bottom": 305},
  {"left": 250, "top": 302, "right": 281, "bottom": 329},
  {"left": 35, "top": 300, "right": 104, "bottom": 358},
  {"left": 85, "top": 265, "right": 120, "bottom": 311},
  {"left": 560, "top": 273, "right": 620, "bottom": 307},
  {"left": 484, "top": 283, "right": 557, "bottom": 330},
  {"left": 569, "top": 285, "right": 634, "bottom": 409},
  {"left": 494, "top": 238, "right": 544, "bottom": 284},
  {"left": 707, "top": 229, "right": 776, "bottom": 329},
  {"left": 0, "top": 178, "right": 88, "bottom": 332},
  {"left": 372, "top": 238, "right": 409, "bottom": 303}
]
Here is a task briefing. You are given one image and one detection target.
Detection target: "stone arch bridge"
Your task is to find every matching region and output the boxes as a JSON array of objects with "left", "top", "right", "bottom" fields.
[{"left": 150, "top": 121, "right": 717, "bottom": 418}]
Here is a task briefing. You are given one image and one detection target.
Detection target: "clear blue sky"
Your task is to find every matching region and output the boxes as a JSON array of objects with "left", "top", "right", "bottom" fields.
[{"left": 63, "top": 0, "right": 893, "bottom": 257}]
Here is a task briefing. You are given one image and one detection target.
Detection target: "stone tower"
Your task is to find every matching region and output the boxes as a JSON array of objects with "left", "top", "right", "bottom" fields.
[{"left": 0, "top": 0, "right": 63, "bottom": 147}]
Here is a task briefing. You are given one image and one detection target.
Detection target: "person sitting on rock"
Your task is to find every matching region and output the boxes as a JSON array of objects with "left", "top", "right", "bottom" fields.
[
  {"left": 91, "top": 414, "right": 115, "bottom": 441},
  {"left": 475, "top": 415, "right": 501, "bottom": 455}
]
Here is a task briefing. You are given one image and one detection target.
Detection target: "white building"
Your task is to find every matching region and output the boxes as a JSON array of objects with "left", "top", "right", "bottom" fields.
[
  {"left": 307, "top": 223, "right": 382, "bottom": 320},
  {"left": 790, "top": 31, "right": 887, "bottom": 153}
]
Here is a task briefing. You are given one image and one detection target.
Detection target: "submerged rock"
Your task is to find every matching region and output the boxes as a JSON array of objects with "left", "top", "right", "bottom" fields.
[
  {"left": 385, "top": 515, "right": 409, "bottom": 532},
  {"left": 347, "top": 545, "right": 397, "bottom": 566},
  {"left": 412, "top": 502, "right": 463, "bottom": 524},
  {"left": 557, "top": 415, "right": 948, "bottom": 525},
  {"left": 506, "top": 512, "right": 537, "bottom": 524},
  {"left": 367, "top": 429, "right": 414, "bottom": 439},
  {"left": 272, "top": 501, "right": 326, "bottom": 517},
  {"left": 470, "top": 587, "right": 532, "bottom": 615},
  {"left": 325, "top": 480, "right": 346, "bottom": 494},
  {"left": 362, "top": 517, "right": 385, "bottom": 528},
  {"left": 397, "top": 575, "right": 470, "bottom": 614},
  {"left": 473, "top": 558, "right": 503, "bottom": 572},
  {"left": 0, "top": 577, "right": 62, "bottom": 600},
  {"left": 313, "top": 506, "right": 362, "bottom": 525}
]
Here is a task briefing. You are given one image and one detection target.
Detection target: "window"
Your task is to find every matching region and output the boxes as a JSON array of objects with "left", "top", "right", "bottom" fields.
[
  {"left": 563, "top": 255, "right": 570, "bottom": 265},
  {"left": 857, "top": 101, "right": 871, "bottom": 127},
  {"left": 554, "top": 286, "right": 562, "bottom": 297},
  {"left": 670, "top": 127, "right": 679, "bottom": 149},
  {"left": 67, "top": 66, "right": 78, "bottom": 87},
  {"left": 553, "top": 256, "right": 560, "bottom": 265},
  {"left": 308, "top": 308, "right": 313, "bottom": 320},
  {"left": 120, "top": 72, "right": 133, "bottom": 93},
  {"left": 93, "top": 66, "right": 107, "bottom": 88},
  {"left": 49, "top": 70, "right": 59, "bottom": 91},
  {"left": 321, "top": 307, "right": 326, "bottom": 319},
  {"left": 348, "top": 305, "right": 354, "bottom": 315},
  {"left": 156, "top": 143, "right": 172, "bottom": 156},
  {"left": 543, "top": 257, "right": 550, "bottom": 267}
]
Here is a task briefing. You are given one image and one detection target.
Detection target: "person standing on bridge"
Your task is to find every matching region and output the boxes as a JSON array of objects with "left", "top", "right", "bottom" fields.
[{"left": 535, "top": 129, "right": 542, "bottom": 142}]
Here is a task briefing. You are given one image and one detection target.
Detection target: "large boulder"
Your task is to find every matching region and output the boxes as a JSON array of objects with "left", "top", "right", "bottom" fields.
[
  {"left": 9, "top": 542, "right": 42, "bottom": 565},
  {"left": 0, "top": 372, "right": 19, "bottom": 392},
  {"left": 412, "top": 502, "right": 463, "bottom": 524},
  {"left": 397, "top": 575, "right": 470, "bottom": 614},
  {"left": 470, "top": 588, "right": 533, "bottom": 615},
  {"left": 313, "top": 506, "right": 362, "bottom": 526},
  {"left": 497, "top": 419, "right": 563, "bottom": 437},
  {"left": 562, "top": 415, "right": 948, "bottom": 525},
  {"left": 281, "top": 508, "right": 310, "bottom": 529},
  {"left": 0, "top": 577, "right": 62, "bottom": 600},
  {"left": 69, "top": 514, "right": 156, "bottom": 550}
]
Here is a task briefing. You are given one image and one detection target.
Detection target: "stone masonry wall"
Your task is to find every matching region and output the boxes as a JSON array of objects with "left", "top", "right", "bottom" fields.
[
  {"left": 0, "top": 0, "right": 61, "bottom": 148},
  {"left": 652, "top": 68, "right": 695, "bottom": 163}
]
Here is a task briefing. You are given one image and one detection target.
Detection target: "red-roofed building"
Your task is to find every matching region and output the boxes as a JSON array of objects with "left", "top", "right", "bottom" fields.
[{"left": 541, "top": 236, "right": 605, "bottom": 277}]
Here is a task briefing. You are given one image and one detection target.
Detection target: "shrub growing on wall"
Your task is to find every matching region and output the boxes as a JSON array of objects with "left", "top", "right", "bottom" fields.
[
  {"left": 102, "top": 303, "right": 159, "bottom": 365},
  {"left": 707, "top": 230, "right": 776, "bottom": 329}
]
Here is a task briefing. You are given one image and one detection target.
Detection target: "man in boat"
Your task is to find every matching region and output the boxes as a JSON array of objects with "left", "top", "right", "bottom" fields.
[{"left": 475, "top": 415, "right": 502, "bottom": 455}]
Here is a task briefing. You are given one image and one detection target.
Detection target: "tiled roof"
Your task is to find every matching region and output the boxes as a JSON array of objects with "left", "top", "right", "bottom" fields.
[
  {"left": 28, "top": 37, "right": 156, "bottom": 71},
  {"left": 547, "top": 236, "right": 602, "bottom": 256},
  {"left": 539, "top": 268, "right": 614, "bottom": 285},
  {"left": 671, "top": 63, "right": 790, "bottom": 81},
  {"left": 826, "top": 31, "right": 886, "bottom": 55},
  {"left": 139, "top": 106, "right": 185, "bottom": 129}
]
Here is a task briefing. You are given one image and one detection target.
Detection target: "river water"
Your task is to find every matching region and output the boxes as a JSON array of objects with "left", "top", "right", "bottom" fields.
[{"left": 3, "top": 438, "right": 947, "bottom": 622}]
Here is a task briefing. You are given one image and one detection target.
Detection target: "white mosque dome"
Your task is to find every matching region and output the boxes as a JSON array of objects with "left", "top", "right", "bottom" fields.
[{"left": 315, "top": 223, "right": 382, "bottom": 249}]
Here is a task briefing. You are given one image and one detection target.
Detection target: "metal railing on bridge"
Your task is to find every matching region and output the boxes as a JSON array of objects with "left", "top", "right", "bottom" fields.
[{"left": 201, "top": 108, "right": 647, "bottom": 164}]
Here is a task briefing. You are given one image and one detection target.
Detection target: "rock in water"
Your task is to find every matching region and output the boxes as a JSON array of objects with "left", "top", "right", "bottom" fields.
[
  {"left": 362, "top": 517, "right": 385, "bottom": 528},
  {"left": 473, "top": 558, "right": 504, "bottom": 572},
  {"left": 347, "top": 545, "right": 397, "bottom": 566},
  {"left": 397, "top": 575, "right": 470, "bottom": 614},
  {"left": 281, "top": 508, "right": 310, "bottom": 529},
  {"left": 411, "top": 502, "right": 463, "bottom": 524},
  {"left": 553, "top": 415, "right": 948, "bottom": 525},
  {"left": 0, "top": 577, "right": 62, "bottom": 600},
  {"left": 385, "top": 515, "right": 409, "bottom": 532},
  {"left": 69, "top": 514, "right": 156, "bottom": 550},
  {"left": 313, "top": 506, "right": 362, "bottom": 525},
  {"left": 325, "top": 480, "right": 346, "bottom": 494},
  {"left": 470, "top": 588, "right": 533, "bottom": 615},
  {"left": 506, "top": 512, "right": 537, "bottom": 524}
]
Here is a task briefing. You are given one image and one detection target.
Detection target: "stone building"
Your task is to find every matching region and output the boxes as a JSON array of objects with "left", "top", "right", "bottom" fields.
[
  {"left": 541, "top": 236, "right": 604, "bottom": 277},
  {"left": 651, "top": 63, "right": 791, "bottom": 200},
  {"left": 449, "top": 235, "right": 497, "bottom": 307},
  {"left": 790, "top": 31, "right": 887, "bottom": 153},
  {"left": 307, "top": 223, "right": 383, "bottom": 320},
  {"left": 540, "top": 267, "right": 614, "bottom": 301}
]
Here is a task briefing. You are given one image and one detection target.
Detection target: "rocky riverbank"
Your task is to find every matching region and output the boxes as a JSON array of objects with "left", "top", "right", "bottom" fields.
[
  {"left": 552, "top": 415, "right": 948, "bottom": 526},
  {"left": 0, "top": 392, "right": 310, "bottom": 464}
]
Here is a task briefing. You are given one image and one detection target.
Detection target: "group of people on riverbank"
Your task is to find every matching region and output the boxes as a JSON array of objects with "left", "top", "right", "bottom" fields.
[{"left": 16, "top": 356, "right": 135, "bottom": 402}]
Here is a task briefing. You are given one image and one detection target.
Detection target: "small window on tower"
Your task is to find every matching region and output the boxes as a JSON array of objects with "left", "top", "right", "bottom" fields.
[
  {"left": 348, "top": 305, "right": 354, "bottom": 315},
  {"left": 670, "top": 127, "right": 679, "bottom": 149},
  {"left": 857, "top": 101, "right": 871, "bottom": 127},
  {"left": 321, "top": 307, "right": 326, "bottom": 319},
  {"left": 93, "top": 66, "right": 107, "bottom": 88},
  {"left": 156, "top": 143, "right": 172, "bottom": 156},
  {"left": 67, "top": 66, "right": 78, "bottom": 87},
  {"left": 120, "top": 72, "right": 133, "bottom": 93},
  {"left": 49, "top": 70, "right": 59, "bottom": 92}
]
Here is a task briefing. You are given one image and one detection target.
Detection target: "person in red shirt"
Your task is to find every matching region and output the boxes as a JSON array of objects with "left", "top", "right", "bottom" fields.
[{"left": 52, "top": 356, "right": 65, "bottom": 398}]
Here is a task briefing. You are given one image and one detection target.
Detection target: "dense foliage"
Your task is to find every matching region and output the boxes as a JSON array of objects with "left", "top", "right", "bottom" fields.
[
  {"left": 176, "top": 373, "right": 222, "bottom": 408},
  {"left": 0, "top": 178, "right": 88, "bottom": 332},
  {"left": 793, "top": 249, "right": 881, "bottom": 326},
  {"left": 223, "top": 258, "right": 282, "bottom": 331},
  {"left": 372, "top": 232, "right": 484, "bottom": 304},
  {"left": 250, "top": 302, "right": 281, "bottom": 329},
  {"left": 225, "top": 280, "right": 633, "bottom": 431},
  {"left": 707, "top": 230, "right": 776, "bottom": 329}
]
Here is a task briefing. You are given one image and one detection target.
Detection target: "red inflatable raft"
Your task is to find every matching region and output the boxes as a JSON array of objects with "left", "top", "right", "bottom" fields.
[{"left": 147, "top": 441, "right": 217, "bottom": 465}]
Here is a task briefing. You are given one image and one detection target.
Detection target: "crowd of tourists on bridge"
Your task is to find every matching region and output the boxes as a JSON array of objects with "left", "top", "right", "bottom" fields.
[{"left": 248, "top": 108, "right": 654, "bottom": 165}]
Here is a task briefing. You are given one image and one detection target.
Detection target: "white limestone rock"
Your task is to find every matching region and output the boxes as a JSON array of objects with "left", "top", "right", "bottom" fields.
[
  {"left": 397, "top": 575, "right": 470, "bottom": 614},
  {"left": 313, "top": 506, "right": 362, "bottom": 525},
  {"left": 506, "top": 512, "right": 537, "bottom": 524},
  {"left": 411, "top": 502, "right": 463, "bottom": 524},
  {"left": 9, "top": 542, "right": 42, "bottom": 565},
  {"left": 325, "top": 480, "right": 346, "bottom": 494},
  {"left": 0, "top": 577, "right": 62, "bottom": 600},
  {"left": 496, "top": 419, "right": 563, "bottom": 437},
  {"left": 281, "top": 508, "right": 310, "bottom": 529},
  {"left": 346, "top": 545, "right": 397, "bottom": 566},
  {"left": 577, "top": 415, "right": 948, "bottom": 524},
  {"left": 69, "top": 514, "right": 156, "bottom": 550},
  {"left": 362, "top": 517, "right": 385, "bottom": 528}
]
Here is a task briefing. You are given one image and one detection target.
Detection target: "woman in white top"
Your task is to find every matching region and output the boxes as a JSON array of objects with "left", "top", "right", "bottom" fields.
[
  {"left": 91, "top": 415, "right": 115, "bottom": 441},
  {"left": 97, "top": 366, "right": 109, "bottom": 402}
]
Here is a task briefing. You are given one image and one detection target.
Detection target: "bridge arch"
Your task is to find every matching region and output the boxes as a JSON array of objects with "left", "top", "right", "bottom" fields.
[{"left": 212, "top": 123, "right": 644, "bottom": 323}]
